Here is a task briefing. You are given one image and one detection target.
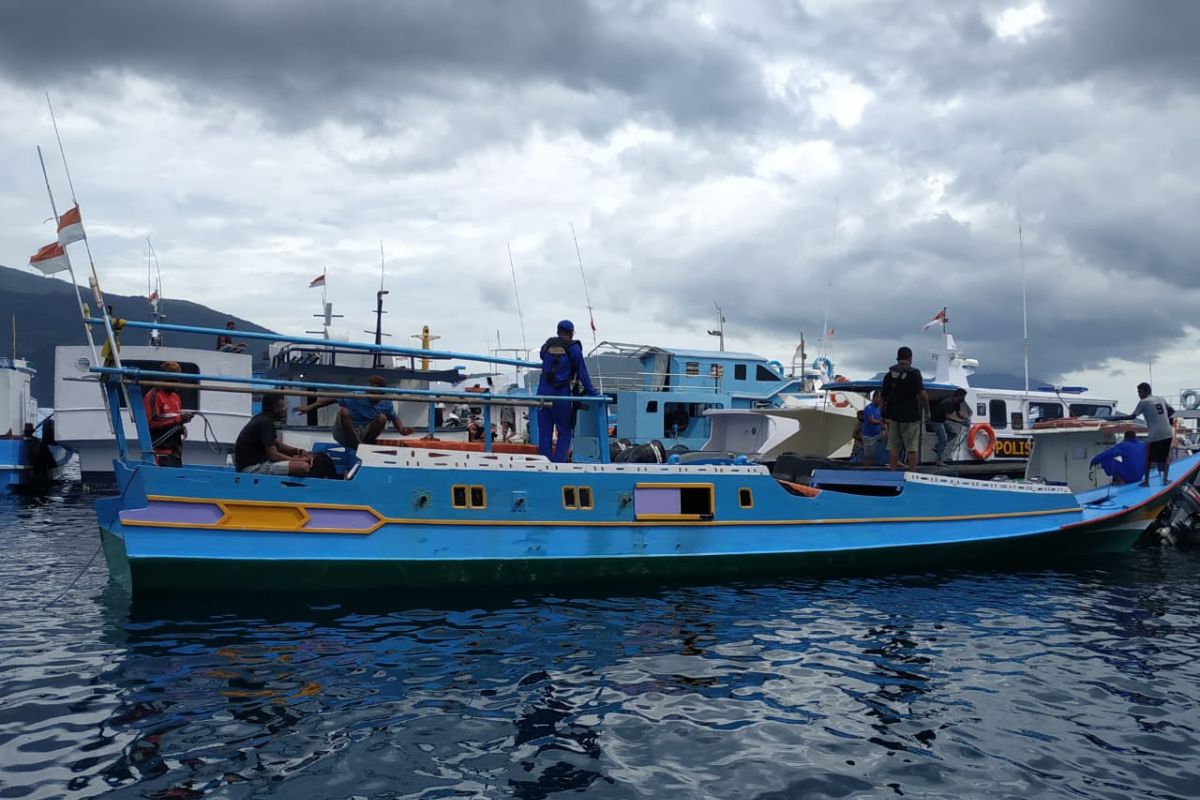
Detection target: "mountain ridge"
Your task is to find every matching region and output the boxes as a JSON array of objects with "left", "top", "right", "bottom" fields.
[{"left": 0, "top": 265, "right": 273, "bottom": 403}]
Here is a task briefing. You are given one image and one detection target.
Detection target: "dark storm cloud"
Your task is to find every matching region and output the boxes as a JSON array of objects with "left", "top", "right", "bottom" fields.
[{"left": 0, "top": 0, "right": 772, "bottom": 136}]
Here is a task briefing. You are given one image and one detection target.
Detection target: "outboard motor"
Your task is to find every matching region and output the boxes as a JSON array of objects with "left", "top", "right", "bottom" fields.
[{"left": 1142, "top": 482, "right": 1200, "bottom": 549}]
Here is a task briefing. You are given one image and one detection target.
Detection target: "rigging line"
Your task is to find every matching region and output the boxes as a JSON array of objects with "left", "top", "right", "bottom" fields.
[
  {"left": 43, "top": 542, "right": 103, "bottom": 609},
  {"left": 570, "top": 222, "right": 597, "bottom": 344},
  {"left": 506, "top": 244, "right": 528, "bottom": 357}
]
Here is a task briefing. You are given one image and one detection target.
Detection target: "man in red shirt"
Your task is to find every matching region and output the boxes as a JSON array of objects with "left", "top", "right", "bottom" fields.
[{"left": 143, "top": 361, "right": 194, "bottom": 466}]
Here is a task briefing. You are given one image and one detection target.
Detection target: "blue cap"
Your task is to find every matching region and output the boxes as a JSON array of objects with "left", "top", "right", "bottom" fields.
[{"left": 557, "top": 319, "right": 575, "bottom": 333}]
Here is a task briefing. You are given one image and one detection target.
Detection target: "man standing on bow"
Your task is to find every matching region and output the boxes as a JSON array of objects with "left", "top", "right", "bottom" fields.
[
  {"left": 1111, "top": 382, "right": 1175, "bottom": 486},
  {"left": 881, "top": 346, "right": 930, "bottom": 470},
  {"left": 536, "top": 320, "right": 597, "bottom": 462}
]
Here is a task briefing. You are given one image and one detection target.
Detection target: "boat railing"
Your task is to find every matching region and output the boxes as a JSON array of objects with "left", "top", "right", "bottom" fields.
[{"left": 85, "top": 318, "right": 613, "bottom": 464}]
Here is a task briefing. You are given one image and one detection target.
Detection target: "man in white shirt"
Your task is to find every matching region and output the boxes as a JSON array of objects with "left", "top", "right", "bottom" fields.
[{"left": 1112, "top": 382, "right": 1175, "bottom": 486}]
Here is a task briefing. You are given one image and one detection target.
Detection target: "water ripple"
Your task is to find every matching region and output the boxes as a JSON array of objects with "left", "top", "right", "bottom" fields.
[{"left": 1, "top": 486, "right": 1199, "bottom": 799}]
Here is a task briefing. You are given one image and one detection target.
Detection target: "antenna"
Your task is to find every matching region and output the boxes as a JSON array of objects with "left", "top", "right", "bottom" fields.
[
  {"left": 506, "top": 244, "right": 528, "bottom": 356},
  {"left": 1018, "top": 209, "right": 1030, "bottom": 402},
  {"left": 570, "top": 222, "right": 597, "bottom": 343},
  {"left": 365, "top": 242, "right": 390, "bottom": 367},
  {"left": 706, "top": 302, "right": 726, "bottom": 351},
  {"left": 819, "top": 197, "right": 839, "bottom": 357}
]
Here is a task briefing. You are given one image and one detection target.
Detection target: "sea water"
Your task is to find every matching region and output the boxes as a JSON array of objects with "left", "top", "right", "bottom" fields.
[{"left": 1, "top": 477, "right": 1198, "bottom": 799}]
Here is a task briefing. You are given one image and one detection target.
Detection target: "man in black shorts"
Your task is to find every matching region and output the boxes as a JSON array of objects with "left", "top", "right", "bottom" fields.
[{"left": 881, "top": 346, "right": 930, "bottom": 470}]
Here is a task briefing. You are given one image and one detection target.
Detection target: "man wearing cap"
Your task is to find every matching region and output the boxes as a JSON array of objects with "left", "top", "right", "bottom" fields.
[
  {"left": 536, "top": 320, "right": 597, "bottom": 462},
  {"left": 143, "top": 361, "right": 194, "bottom": 467}
]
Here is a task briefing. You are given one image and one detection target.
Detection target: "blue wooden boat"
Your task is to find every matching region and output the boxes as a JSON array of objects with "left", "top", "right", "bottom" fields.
[
  {"left": 89, "top": 321, "right": 1200, "bottom": 595},
  {"left": 1, "top": 356, "right": 71, "bottom": 490}
]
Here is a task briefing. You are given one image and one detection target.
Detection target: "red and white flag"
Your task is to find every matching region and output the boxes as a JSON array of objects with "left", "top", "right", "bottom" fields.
[
  {"left": 29, "top": 242, "right": 71, "bottom": 275},
  {"left": 922, "top": 308, "right": 947, "bottom": 330},
  {"left": 148, "top": 289, "right": 159, "bottom": 302},
  {"left": 308, "top": 272, "right": 326, "bottom": 288},
  {"left": 57, "top": 205, "right": 85, "bottom": 246},
  {"left": 589, "top": 309, "right": 597, "bottom": 333},
  {"left": 827, "top": 327, "right": 835, "bottom": 338}
]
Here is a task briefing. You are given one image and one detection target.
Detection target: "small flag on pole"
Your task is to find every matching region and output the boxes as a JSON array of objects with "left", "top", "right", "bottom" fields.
[
  {"left": 922, "top": 307, "right": 948, "bottom": 330},
  {"left": 827, "top": 327, "right": 835, "bottom": 338},
  {"left": 308, "top": 272, "right": 326, "bottom": 288},
  {"left": 148, "top": 290, "right": 159, "bottom": 302},
  {"left": 57, "top": 205, "right": 85, "bottom": 246},
  {"left": 29, "top": 242, "right": 71, "bottom": 275},
  {"left": 589, "top": 310, "right": 597, "bottom": 333}
]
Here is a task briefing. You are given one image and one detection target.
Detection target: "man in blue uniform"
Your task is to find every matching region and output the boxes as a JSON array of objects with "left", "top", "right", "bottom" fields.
[
  {"left": 1090, "top": 431, "right": 1146, "bottom": 486},
  {"left": 536, "top": 320, "right": 597, "bottom": 462}
]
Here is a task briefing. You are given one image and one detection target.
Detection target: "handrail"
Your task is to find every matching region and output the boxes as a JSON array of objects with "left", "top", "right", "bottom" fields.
[
  {"left": 93, "top": 365, "right": 611, "bottom": 408},
  {"left": 86, "top": 318, "right": 541, "bottom": 370}
]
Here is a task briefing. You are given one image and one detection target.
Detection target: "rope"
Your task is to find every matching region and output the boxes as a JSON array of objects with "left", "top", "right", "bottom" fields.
[{"left": 43, "top": 542, "right": 103, "bottom": 609}]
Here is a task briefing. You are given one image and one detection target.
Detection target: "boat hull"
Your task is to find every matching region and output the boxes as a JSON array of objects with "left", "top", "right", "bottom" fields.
[
  {"left": 97, "top": 453, "right": 1200, "bottom": 594},
  {"left": 102, "top": 520, "right": 1146, "bottom": 594}
]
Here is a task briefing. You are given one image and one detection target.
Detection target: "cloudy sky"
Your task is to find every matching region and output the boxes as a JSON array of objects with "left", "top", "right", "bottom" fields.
[{"left": 1, "top": 0, "right": 1198, "bottom": 403}]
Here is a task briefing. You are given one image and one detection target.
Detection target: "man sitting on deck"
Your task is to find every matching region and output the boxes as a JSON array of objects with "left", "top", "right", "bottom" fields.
[
  {"left": 235, "top": 393, "right": 311, "bottom": 476},
  {"left": 294, "top": 375, "right": 411, "bottom": 449},
  {"left": 1090, "top": 431, "right": 1147, "bottom": 486}
]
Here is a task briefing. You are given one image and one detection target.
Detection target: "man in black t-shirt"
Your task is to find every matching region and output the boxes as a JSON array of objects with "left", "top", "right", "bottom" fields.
[
  {"left": 234, "top": 393, "right": 312, "bottom": 476},
  {"left": 881, "top": 346, "right": 930, "bottom": 470},
  {"left": 931, "top": 388, "right": 970, "bottom": 465}
]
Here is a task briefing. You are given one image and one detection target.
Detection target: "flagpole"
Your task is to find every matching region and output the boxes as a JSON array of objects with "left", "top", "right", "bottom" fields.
[
  {"left": 37, "top": 144, "right": 114, "bottom": 435},
  {"left": 1018, "top": 213, "right": 1030, "bottom": 403},
  {"left": 47, "top": 95, "right": 127, "bottom": 388},
  {"left": 36, "top": 145, "right": 101, "bottom": 366}
]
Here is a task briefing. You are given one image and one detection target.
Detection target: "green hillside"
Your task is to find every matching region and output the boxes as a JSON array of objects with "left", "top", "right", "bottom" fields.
[{"left": 0, "top": 265, "right": 273, "bottom": 403}]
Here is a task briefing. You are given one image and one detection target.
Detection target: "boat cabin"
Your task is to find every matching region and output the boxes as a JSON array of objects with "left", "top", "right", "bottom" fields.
[{"left": 581, "top": 342, "right": 804, "bottom": 451}]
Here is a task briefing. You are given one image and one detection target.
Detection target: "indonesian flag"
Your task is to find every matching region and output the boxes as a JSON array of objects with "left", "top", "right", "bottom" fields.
[
  {"left": 309, "top": 272, "right": 326, "bottom": 288},
  {"left": 827, "top": 327, "right": 835, "bottom": 338},
  {"left": 589, "top": 309, "right": 597, "bottom": 333},
  {"left": 29, "top": 242, "right": 71, "bottom": 275},
  {"left": 922, "top": 308, "right": 948, "bottom": 330},
  {"left": 148, "top": 289, "right": 159, "bottom": 302},
  {"left": 57, "top": 205, "right": 85, "bottom": 246}
]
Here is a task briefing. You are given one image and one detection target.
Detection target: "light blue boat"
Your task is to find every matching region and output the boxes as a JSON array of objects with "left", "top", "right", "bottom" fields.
[
  {"left": 89, "top": 320, "right": 1200, "bottom": 595},
  {"left": 579, "top": 342, "right": 807, "bottom": 452},
  {"left": 1, "top": 357, "right": 71, "bottom": 490}
]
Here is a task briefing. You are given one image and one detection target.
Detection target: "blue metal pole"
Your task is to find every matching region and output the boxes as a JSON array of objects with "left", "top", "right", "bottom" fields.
[
  {"left": 124, "top": 383, "right": 156, "bottom": 463},
  {"left": 482, "top": 404, "right": 492, "bottom": 453}
]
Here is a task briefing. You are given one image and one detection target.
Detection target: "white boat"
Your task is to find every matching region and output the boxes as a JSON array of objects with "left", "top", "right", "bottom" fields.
[
  {"left": 700, "top": 331, "right": 1117, "bottom": 467},
  {"left": 53, "top": 345, "right": 252, "bottom": 484}
]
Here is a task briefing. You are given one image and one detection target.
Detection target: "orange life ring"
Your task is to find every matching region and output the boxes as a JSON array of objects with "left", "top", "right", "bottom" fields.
[
  {"left": 967, "top": 422, "right": 996, "bottom": 460},
  {"left": 829, "top": 392, "right": 850, "bottom": 408}
]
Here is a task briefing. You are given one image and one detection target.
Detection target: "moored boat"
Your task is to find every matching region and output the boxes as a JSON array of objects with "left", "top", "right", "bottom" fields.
[
  {"left": 1, "top": 356, "right": 71, "bottom": 489},
  {"left": 89, "top": 321, "right": 1200, "bottom": 595}
]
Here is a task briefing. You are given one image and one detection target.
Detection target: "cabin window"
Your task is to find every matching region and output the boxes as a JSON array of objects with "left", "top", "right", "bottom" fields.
[
  {"left": 1011, "top": 412, "right": 1024, "bottom": 430},
  {"left": 118, "top": 360, "right": 201, "bottom": 409},
  {"left": 1028, "top": 402, "right": 1064, "bottom": 424},
  {"left": 756, "top": 364, "right": 777, "bottom": 381},
  {"left": 685, "top": 362, "right": 700, "bottom": 376},
  {"left": 562, "top": 486, "right": 594, "bottom": 510},
  {"left": 738, "top": 488, "right": 753, "bottom": 508},
  {"left": 452, "top": 485, "right": 487, "bottom": 509},
  {"left": 646, "top": 400, "right": 658, "bottom": 413},
  {"left": 1069, "top": 403, "right": 1112, "bottom": 417},
  {"left": 734, "top": 364, "right": 747, "bottom": 380},
  {"left": 989, "top": 399, "right": 1007, "bottom": 429},
  {"left": 634, "top": 484, "right": 714, "bottom": 520},
  {"left": 664, "top": 403, "right": 691, "bottom": 437},
  {"left": 710, "top": 364, "right": 724, "bottom": 378},
  {"left": 976, "top": 402, "right": 986, "bottom": 417}
]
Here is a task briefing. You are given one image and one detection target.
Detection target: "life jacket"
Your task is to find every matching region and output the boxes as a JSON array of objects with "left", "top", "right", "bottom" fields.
[
  {"left": 144, "top": 387, "right": 185, "bottom": 454},
  {"left": 540, "top": 336, "right": 579, "bottom": 391}
]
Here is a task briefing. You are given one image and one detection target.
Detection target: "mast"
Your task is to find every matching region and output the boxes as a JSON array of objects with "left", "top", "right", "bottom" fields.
[
  {"left": 1018, "top": 213, "right": 1030, "bottom": 404},
  {"left": 371, "top": 242, "right": 389, "bottom": 368},
  {"left": 506, "top": 244, "right": 528, "bottom": 357},
  {"left": 570, "top": 222, "right": 597, "bottom": 344}
]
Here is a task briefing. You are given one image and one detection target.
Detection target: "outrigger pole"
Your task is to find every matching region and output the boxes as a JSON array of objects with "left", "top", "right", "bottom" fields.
[{"left": 570, "top": 222, "right": 598, "bottom": 344}]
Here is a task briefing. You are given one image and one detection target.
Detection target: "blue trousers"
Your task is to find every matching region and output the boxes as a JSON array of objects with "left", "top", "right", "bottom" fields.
[{"left": 537, "top": 399, "right": 575, "bottom": 462}]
